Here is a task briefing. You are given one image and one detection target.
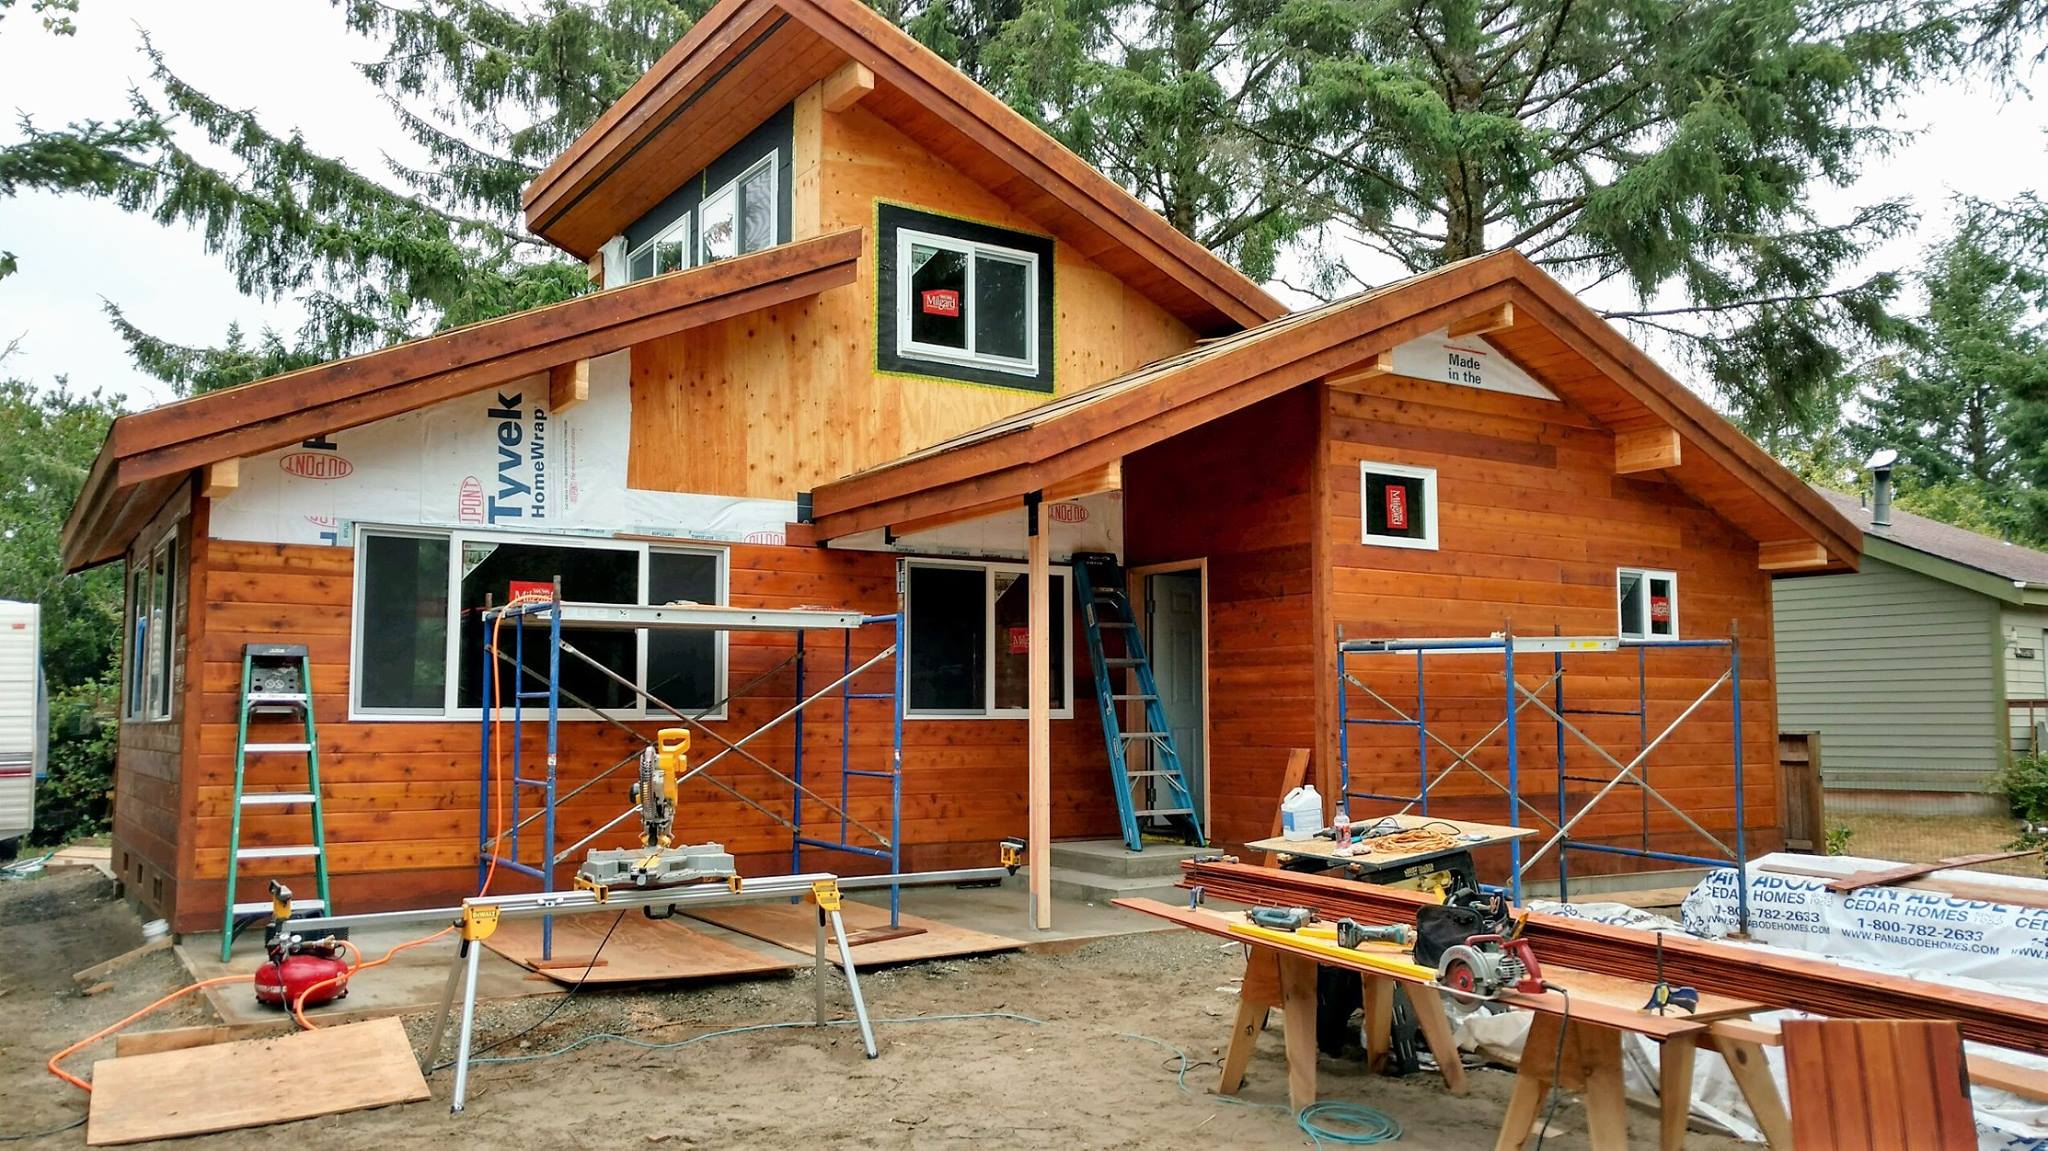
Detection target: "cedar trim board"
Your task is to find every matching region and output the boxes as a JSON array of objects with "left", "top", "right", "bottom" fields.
[
  {"left": 85, "top": 1016, "right": 429, "bottom": 1145},
  {"left": 60, "top": 230, "right": 862, "bottom": 572},
  {"left": 483, "top": 914, "right": 803, "bottom": 985},
  {"left": 522, "top": 0, "right": 1281, "bottom": 332},
  {"left": 808, "top": 250, "right": 1863, "bottom": 567},
  {"left": 1180, "top": 860, "right": 2048, "bottom": 1056},
  {"left": 685, "top": 901, "right": 1025, "bottom": 967}
]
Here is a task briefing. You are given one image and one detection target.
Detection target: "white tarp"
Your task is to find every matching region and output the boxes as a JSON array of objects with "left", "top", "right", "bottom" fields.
[
  {"left": 1451, "top": 879, "right": 2048, "bottom": 1148},
  {"left": 1388, "top": 328, "right": 1559, "bottom": 401},
  {"left": 209, "top": 351, "right": 798, "bottom": 547}
]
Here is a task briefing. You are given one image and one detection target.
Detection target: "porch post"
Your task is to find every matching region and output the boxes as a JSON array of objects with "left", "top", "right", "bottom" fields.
[{"left": 1027, "top": 491, "right": 1053, "bottom": 930}]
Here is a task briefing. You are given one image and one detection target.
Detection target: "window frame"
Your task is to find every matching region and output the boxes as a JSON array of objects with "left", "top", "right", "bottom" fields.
[
  {"left": 123, "top": 528, "right": 180, "bottom": 722},
  {"left": 699, "top": 153, "right": 778, "bottom": 264},
  {"left": 625, "top": 209, "right": 695, "bottom": 282},
  {"left": 1358, "top": 460, "right": 1440, "bottom": 551},
  {"left": 903, "top": 559, "right": 1075, "bottom": 721},
  {"left": 1616, "top": 567, "right": 1680, "bottom": 640},
  {"left": 349, "top": 526, "right": 730, "bottom": 723},
  {"left": 893, "top": 227, "right": 1041, "bottom": 378}
]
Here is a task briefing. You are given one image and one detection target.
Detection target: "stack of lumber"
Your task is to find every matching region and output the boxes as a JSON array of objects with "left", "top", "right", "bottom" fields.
[{"left": 1181, "top": 859, "right": 2048, "bottom": 1056}]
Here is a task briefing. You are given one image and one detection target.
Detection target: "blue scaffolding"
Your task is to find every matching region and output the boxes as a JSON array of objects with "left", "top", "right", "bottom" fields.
[
  {"left": 477, "top": 589, "right": 905, "bottom": 958},
  {"left": 1335, "top": 629, "right": 1750, "bottom": 931}
]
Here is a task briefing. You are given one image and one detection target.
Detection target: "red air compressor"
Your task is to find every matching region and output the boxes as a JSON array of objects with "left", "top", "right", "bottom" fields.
[{"left": 254, "top": 881, "right": 351, "bottom": 1009}]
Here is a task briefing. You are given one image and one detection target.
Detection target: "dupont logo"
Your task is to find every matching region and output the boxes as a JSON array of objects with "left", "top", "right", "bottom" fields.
[
  {"left": 1048, "top": 502, "right": 1088, "bottom": 524},
  {"left": 279, "top": 452, "right": 352, "bottom": 480},
  {"left": 457, "top": 476, "right": 485, "bottom": 524}
]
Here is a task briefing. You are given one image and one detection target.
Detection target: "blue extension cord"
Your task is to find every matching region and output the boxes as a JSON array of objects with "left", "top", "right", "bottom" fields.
[{"left": 1118, "top": 1033, "right": 1403, "bottom": 1146}]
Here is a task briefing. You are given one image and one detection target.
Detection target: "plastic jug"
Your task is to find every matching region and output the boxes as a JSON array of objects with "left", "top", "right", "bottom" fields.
[{"left": 1280, "top": 784, "right": 1323, "bottom": 841}]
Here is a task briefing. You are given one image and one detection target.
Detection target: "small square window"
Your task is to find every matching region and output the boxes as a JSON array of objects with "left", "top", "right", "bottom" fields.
[
  {"left": 1359, "top": 462, "right": 1438, "bottom": 550},
  {"left": 1618, "top": 568, "right": 1678, "bottom": 639},
  {"left": 877, "top": 204, "right": 1054, "bottom": 394}
]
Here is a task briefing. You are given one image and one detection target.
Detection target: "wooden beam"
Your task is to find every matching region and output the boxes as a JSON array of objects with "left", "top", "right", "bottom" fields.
[
  {"left": 889, "top": 460, "right": 1122, "bottom": 539},
  {"left": 585, "top": 252, "right": 604, "bottom": 288},
  {"left": 1325, "top": 352, "right": 1394, "bottom": 392},
  {"left": 1044, "top": 458, "right": 1120, "bottom": 502},
  {"left": 548, "top": 359, "right": 590, "bottom": 413},
  {"left": 201, "top": 459, "right": 239, "bottom": 499},
  {"left": 1711, "top": 1017, "right": 2048, "bottom": 1104},
  {"left": 821, "top": 60, "right": 875, "bottom": 112},
  {"left": 1446, "top": 301, "right": 1513, "bottom": 338},
  {"left": 1614, "top": 427, "right": 1681, "bottom": 474},
  {"left": 891, "top": 495, "right": 1021, "bottom": 539},
  {"left": 1027, "top": 496, "right": 1052, "bottom": 931},
  {"left": 1758, "top": 539, "right": 1830, "bottom": 572}
]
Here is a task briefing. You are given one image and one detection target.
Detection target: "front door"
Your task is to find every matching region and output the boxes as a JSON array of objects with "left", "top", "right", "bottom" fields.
[{"left": 1146, "top": 570, "right": 1206, "bottom": 823}]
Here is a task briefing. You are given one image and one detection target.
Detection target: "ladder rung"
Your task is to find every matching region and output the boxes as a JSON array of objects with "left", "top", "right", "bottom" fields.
[
  {"left": 243, "top": 742, "right": 313, "bottom": 754},
  {"left": 245, "top": 693, "right": 309, "bottom": 707},
  {"left": 234, "top": 845, "right": 321, "bottom": 860},
  {"left": 1096, "top": 621, "right": 1134, "bottom": 629},
  {"left": 232, "top": 899, "right": 325, "bottom": 915},
  {"left": 1110, "top": 693, "right": 1157, "bottom": 701},
  {"left": 1135, "top": 807, "right": 1195, "bottom": 817},
  {"left": 1126, "top": 770, "right": 1177, "bottom": 778},
  {"left": 1119, "top": 731, "right": 1166, "bottom": 739},
  {"left": 1104, "top": 658, "right": 1143, "bottom": 667},
  {"left": 238, "top": 792, "right": 318, "bottom": 806}
]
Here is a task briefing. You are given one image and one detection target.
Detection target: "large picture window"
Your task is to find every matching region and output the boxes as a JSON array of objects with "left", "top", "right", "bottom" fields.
[
  {"left": 905, "top": 561, "right": 1071, "bottom": 719},
  {"left": 124, "top": 529, "right": 181, "bottom": 721},
  {"left": 876, "top": 203, "right": 1056, "bottom": 394},
  {"left": 352, "top": 528, "right": 728, "bottom": 720}
]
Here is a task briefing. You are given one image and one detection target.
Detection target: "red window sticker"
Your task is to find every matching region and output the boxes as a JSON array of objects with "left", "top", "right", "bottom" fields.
[
  {"left": 921, "top": 289, "right": 961, "bottom": 317},
  {"left": 1384, "top": 484, "right": 1409, "bottom": 530},
  {"left": 1650, "top": 594, "right": 1671, "bottom": 622},
  {"left": 509, "top": 579, "right": 554, "bottom": 601},
  {"left": 1008, "top": 625, "right": 1031, "bottom": 654}
]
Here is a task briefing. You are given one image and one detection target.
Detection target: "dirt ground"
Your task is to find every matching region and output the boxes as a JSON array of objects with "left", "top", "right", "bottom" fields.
[
  {"left": 0, "top": 870, "right": 1755, "bottom": 1150},
  {"left": 1833, "top": 811, "right": 2044, "bottom": 876}
]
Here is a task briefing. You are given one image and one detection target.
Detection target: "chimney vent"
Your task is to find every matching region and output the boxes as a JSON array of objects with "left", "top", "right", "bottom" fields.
[{"left": 1864, "top": 448, "right": 1897, "bottom": 529}]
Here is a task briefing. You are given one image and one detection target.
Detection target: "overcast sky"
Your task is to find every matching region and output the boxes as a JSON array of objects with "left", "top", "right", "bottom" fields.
[{"left": 2, "top": 1, "right": 2046, "bottom": 412}]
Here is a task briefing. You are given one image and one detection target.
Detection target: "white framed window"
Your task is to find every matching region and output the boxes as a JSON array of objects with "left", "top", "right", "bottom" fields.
[
  {"left": 124, "top": 529, "right": 179, "bottom": 722},
  {"left": 1617, "top": 568, "right": 1678, "bottom": 639},
  {"left": 350, "top": 527, "right": 728, "bottom": 722},
  {"left": 904, "top": 560, "right": 1073, "bottom": 719},
  {"left": 1359, "top": 461, "right": 1438, "bottom": 550},
  {"left": 700, "top": 154, "right": 777, "bottom": 264},
  {"left": 625, "top": 211, "right": 694, "bottom": 282},
  {"left": 894, "top": 228, "right": 1040, "bottom": 377}
]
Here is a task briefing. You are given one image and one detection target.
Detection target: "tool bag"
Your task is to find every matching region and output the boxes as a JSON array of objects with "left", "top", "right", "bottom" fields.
[{"left": 1412, "top": 902, "right": 1489, "bottom": 969}]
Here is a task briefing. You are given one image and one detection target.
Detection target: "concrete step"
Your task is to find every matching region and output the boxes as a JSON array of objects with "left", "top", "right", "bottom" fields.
[
  {"left": 1044, "top": 869, "right": 1188, "bottom": 906},
  {"left": 1046, "top": 838, "right": 1207, "bottom": 880}
]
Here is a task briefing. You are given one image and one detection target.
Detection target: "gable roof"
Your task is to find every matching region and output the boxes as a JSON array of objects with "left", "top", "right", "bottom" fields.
[
  {"left": 1817, "top": 488, "right": 2048, "bottom": 601},
  {"left": 61, "top": 229, "right": 864, "bottom": 572},
  {"left": 807, "top": 249, "right": 1865, "bottom": 570},
  {"left": 520, "top": 0, "right": 1284, "bottom": 336}
]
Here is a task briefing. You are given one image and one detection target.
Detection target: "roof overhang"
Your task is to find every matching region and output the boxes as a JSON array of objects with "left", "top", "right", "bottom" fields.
[
  {"left": 520, "top": 0, "right": 1283, "bottom": 336},
  {"left": 805, "top": 250, "right": 1864, "bottom": 571},
  {"left": 1865, "top": 535, "right": 2048, "bottom": 607},
  {"left": 62, "top": 228, "right": 864, "bottom": 572}
]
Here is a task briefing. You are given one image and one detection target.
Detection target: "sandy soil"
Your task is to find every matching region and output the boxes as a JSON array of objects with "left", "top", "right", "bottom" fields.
[{"left": 0, "top": 869, "right": 1754, "bottom": 1150}]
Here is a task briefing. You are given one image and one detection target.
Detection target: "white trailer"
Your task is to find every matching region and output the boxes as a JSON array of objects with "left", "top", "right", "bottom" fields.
[{"left": 0, "top": 601, "right": 44, "bottom": 860}]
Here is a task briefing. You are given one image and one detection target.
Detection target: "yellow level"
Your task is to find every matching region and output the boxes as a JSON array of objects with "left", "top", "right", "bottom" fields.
[{"left": 1229, "top": 920, "right": 1438, "bottom": 981}]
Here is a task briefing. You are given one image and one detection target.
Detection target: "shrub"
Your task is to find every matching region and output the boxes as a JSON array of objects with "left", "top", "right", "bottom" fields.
[
  {"left": 1824, "top": 824, "right": 1854, "bottom": 856},
  {"left": 30, "top": 671, "right": 116, "bottom": 845},
  {"left": 1995, "top": 753, "right": 2048, "bottom": 824}
]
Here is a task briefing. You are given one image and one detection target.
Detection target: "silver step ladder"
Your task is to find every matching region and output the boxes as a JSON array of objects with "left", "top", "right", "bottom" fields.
[{"left": 220, "top": 643, "right": 332, "bottom": 960}]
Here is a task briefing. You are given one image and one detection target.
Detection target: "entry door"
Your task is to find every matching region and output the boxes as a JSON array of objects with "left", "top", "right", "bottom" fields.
[{"left": 1146, "top": 571, "right": 1206, "bottom": 817}]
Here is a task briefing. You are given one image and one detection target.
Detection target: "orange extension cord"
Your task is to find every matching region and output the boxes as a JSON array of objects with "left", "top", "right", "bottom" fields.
[{"left": 49, "top": 592, "right": 553, "bottom": 1089}]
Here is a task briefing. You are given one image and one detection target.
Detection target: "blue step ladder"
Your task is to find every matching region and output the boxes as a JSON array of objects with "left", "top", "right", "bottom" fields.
[{"left": 1072, "top": 553, "right": 1203, "bottom": 852}]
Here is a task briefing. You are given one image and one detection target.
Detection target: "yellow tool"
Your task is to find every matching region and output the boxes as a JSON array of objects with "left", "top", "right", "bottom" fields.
[
  {"left": 811, "top": 879, "right": 842, "bottom": 912},
  {"left": 1228, "top": 920, "right": 1438, "bottom": 981},
  {"left": 574, "top": 727, "right": 737, "bottom": 900},
  {"left": 459, "top": 904, "right": 501, "bottom": 943}
]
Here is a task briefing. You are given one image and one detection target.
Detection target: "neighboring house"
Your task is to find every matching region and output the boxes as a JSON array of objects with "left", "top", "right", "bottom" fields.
[
  {"left": 60, "top": 0, "right": 1862, "bottom": 934},
  {"left": 1774, "top": 474, "right": 2048, "bottom": 811}
]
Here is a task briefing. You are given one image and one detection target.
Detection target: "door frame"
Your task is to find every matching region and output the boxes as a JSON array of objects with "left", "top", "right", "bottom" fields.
[{"left": 1125, "top": 559, "right": 1211, "bottom": 833}]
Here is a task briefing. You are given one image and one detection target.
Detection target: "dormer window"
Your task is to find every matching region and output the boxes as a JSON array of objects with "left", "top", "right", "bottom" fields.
[
  {"left": 876, "top": 203, "right": 1055, "bottom": 394},
  {"left": 702, "top": 154, "right": 778, "bottom": 263},
  {"left": 627, "top": 212, "right": 694, "bottom": 281},
  {"left": 610, "top": 104, "right": 793, "bottom": 286}
]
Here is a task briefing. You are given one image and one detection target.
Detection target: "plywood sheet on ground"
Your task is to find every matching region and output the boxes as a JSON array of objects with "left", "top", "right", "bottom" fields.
[
  {"left": 86, "top": 1016, "right": 428, "bottom": 1145},
  {"left": 686, "top": 901, "right": 1024, "bottom": 967},
  {"left": 484, "top": 913, "right": 802, "bottom": 985}
]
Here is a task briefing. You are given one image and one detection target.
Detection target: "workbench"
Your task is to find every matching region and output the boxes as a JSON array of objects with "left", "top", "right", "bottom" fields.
[
  {"left": 1114, "top": 896, "right": 1765, "bottom": 1151},
  {"left": 1246, "top": 813, "right": 1536, "bottom": 895}
]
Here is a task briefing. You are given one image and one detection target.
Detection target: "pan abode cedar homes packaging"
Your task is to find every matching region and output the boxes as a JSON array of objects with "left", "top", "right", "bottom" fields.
[{"left": 61, "top": 0, "right": 1861, "bottom": 931}]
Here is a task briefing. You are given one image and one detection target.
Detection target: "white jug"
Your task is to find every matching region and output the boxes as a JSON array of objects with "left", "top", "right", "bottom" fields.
[{"left": 1280, "top": 784, "right": 1323, "bottom": 841}]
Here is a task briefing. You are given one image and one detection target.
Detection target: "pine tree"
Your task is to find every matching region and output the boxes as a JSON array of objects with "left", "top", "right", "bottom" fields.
[{"left": 0, "top": 2, "right": 701, "bottom": 394}]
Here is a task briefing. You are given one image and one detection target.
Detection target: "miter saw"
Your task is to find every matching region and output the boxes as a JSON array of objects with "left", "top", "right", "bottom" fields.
[{"left": 573, "top": 728, "right": 737, "bottom": 901}]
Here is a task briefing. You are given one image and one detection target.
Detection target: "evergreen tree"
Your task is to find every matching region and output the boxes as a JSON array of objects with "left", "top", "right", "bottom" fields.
[
  {"left": 1846, "top": 209, "right": 2048, "bottom": 543},
  {"left": 0, "top": 2, "right": 701, "bottom": 394}
]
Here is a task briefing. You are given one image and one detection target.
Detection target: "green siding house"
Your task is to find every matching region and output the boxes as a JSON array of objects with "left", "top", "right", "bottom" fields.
[{"left": 1773, "top": 486, "right": 2048, "bottom": 811}]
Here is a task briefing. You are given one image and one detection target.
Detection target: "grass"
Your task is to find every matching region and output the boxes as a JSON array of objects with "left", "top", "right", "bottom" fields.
[{"left": 1830, "top": 811, "right": 2045, "bottom": 877}]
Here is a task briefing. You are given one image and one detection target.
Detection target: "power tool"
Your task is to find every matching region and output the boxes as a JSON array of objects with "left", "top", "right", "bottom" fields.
[
  {"left": 1248, "top": 905, "right": 1315, "bottom": 931},
  {"left": 1434, "top": 933, "right": 1548, "bottom": 1000},
  {"left": 1335, "top": 919, "right": 1413, "bottom": 948},
  {"left": 574, "top": 728, "right": 737, "bottom": 900},
  {"left": 256, "top": 881, "right": 351, "bottom": 1009}
]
